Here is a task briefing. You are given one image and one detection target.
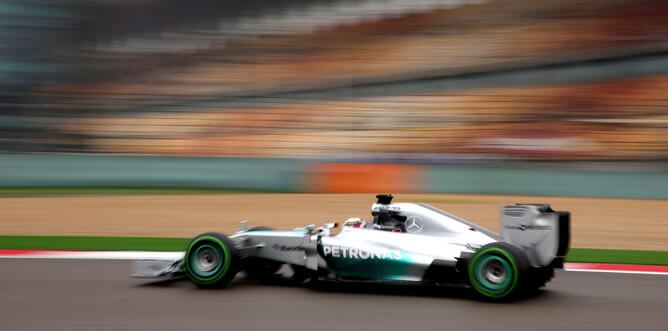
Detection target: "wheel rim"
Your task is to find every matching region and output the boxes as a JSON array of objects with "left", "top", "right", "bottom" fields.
[
  {"left": 190, "top": 244, "right": 223, "bottom": 277},
  {"left": 469, "top": 247, "right": 519, "bottom": 298},
  {"left": 476, "top": 255, "right": 512, "bottom": 291}
]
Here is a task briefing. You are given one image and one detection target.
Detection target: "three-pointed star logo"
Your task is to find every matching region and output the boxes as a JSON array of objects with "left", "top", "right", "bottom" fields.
[{"left": 405, "top": 216, "right": 424, "bottom": 233}]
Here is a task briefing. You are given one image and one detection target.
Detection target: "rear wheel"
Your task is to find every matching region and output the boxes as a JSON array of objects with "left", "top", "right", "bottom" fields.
[
  {"left": 184, "top": 232, "right": 240, "bottom": 288},
  {"left": 532, "top": 266, "right": 555, "bottom": 288},
  {"left": 468, "top": 242, "right": 530, "bottom": 301}
]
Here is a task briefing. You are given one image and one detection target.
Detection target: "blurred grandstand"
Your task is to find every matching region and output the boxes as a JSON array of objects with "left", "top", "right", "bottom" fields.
[{"left": 1, "top": 0, "right": 667, "bottom": 164}]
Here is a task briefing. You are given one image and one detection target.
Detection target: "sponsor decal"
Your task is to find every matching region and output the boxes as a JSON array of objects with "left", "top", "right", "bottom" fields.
[
  {"left": 272, "top": 244, "right": 305, "bottom": 252},
  {"left": 372, "top": 204, "right": 401, "bottom": 212},
  {"left": 504, "top": 224, "right": 552, "bottom": 231},
  {"left": 322, "top": 245, "right": 402, "bottom": 260}
]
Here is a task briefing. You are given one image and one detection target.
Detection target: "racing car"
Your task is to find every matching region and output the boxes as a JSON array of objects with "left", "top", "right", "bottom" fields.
[{"left": 134, "top": 194, "right": 570, "bottom": 301}]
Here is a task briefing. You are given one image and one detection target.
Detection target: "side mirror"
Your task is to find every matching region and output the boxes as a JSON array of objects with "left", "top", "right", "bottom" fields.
[{"left": 323, "top": 222, "right": 339, "bottom": 229}]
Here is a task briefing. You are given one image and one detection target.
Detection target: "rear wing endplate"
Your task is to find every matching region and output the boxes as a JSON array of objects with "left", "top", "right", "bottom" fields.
[{"left": 500, "top": 204, "right": 570, "bottom": 268}]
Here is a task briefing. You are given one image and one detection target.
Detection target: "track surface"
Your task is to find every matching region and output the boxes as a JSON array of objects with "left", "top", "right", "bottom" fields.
[{"left": 1, "top": 260, "right": 666, "bottom": 330}]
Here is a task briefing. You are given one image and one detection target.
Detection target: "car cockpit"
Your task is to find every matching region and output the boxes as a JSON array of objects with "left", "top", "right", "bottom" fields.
[{"left": 369, "top": 194, "right": 407, "bottom": 232}]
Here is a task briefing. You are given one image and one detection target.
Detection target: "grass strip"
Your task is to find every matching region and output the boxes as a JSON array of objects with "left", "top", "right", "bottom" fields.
[
  {"left": 0, "top": 235, "right": 189, "bottom": 251},
  {"left": 565, "top": 248, "right": 668, "bottom": 265},
  {"left": 0, "top": 235, "right": 666, "bottom": 265}
]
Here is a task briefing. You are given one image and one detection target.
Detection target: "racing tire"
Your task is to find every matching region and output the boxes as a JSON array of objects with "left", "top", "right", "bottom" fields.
[
  {"left": 467, "top": 242, "right": 530, "bottom": 301},
  {"left": 184, "top": 232, "right": 240, "bottom": 288},
  {"left": 532, "top": 266, "right": 555, "bottom": 289}
]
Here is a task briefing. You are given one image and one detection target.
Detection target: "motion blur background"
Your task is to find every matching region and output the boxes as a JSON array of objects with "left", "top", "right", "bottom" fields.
[
  {"left": 1, "top": 0, "right": 668, "bottom": 196},
  {"left": 2, "top": 4, "right": 668, "bottom": 329}
]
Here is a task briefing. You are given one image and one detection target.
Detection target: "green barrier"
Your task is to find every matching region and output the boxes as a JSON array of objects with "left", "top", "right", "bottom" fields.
[
  {"left": 2, "top": 154, "right": 667, "bottom": 198},
  {"left": 0, "top": 154, "right": 304, "bottom": 192},
  {"left": 425, "top": 165, "right": 668, "bottom": 199}
]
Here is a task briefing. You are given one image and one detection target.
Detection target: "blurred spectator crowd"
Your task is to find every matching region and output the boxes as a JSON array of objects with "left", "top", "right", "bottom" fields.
[{"left": 1, "top": 0, "right": 667, "bottom": 161}]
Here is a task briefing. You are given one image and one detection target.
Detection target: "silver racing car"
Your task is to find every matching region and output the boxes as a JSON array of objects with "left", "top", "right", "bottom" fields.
[{"left": 134, "top": 194, "right": 570, "bottom": 300}]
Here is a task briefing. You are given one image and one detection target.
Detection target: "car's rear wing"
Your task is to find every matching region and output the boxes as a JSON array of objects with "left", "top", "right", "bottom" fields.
[{"left": 500, "top": 204, "right": 570, "bottom": 268}]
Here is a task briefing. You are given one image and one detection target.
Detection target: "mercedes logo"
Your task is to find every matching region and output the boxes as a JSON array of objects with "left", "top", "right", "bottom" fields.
[{"left": 405, "top": 216, "right": 424, "bottom": 233}]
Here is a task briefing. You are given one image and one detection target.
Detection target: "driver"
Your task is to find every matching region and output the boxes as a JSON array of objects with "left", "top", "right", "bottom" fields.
[{"left": 371, "top": 212, "right": 406, "bottom": 232}]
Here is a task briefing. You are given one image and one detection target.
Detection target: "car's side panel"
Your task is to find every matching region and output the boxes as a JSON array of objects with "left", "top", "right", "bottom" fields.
[
  {"left": 319, "top": 232, "right": 423, "bottom": 280},
  {"left": 318, "top": 228, "right": 493, "bottom": 281},
  {"left": 232, "top": 231, "right": 312, "bottom": 266},
  {"left": 231, "top": 222, "right": 498, "bottom": 282}
]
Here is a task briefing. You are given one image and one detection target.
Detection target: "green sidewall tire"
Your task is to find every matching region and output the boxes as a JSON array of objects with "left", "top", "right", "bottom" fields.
[
  {"left": 468, "top": 243, "right": 529, "bottom": 301},
  {"left": 184, "top": 232, "right": 239, "bottom": 288},
  {"left": 532, "top": 266, "right": 555, "bottom": 289},
  {"left": 474, "top": 255, "right": 513, "bottom": 291},
  {"left": 190, "top": 243, "right": 225, "bottom": 277}
]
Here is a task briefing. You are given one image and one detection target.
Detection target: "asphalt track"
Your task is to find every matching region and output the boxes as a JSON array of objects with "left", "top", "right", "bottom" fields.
[{"left": 1, "top": 260, "right": 666, "bottom": 331}]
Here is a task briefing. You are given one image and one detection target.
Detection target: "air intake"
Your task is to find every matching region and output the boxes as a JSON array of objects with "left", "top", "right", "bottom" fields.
[{"left": 375, "top": 194, "right": 393, "bottom": 205}]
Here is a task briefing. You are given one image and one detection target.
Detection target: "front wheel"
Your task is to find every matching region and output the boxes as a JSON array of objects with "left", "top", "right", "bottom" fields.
[
  {"left": 468, "top": 242, "right": 530, "bottom": 301},
  {"left": 184, "top": 232, "right": 240, "bottom": 288}
]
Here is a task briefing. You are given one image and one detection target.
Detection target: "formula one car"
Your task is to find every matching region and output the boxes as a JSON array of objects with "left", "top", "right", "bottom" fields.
[{"left": 134, "top": 194, "right": 570, "bottom": 301}]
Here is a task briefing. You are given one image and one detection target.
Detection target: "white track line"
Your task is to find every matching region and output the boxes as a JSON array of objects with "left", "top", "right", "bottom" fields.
[{"left": 564, "top": 268, "right": 668, "bottom": 276}]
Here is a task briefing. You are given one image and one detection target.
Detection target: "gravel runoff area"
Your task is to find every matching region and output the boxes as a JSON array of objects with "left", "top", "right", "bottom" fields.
[{"left": 1, "top": 193, "right": 667, "bottom": 250}]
